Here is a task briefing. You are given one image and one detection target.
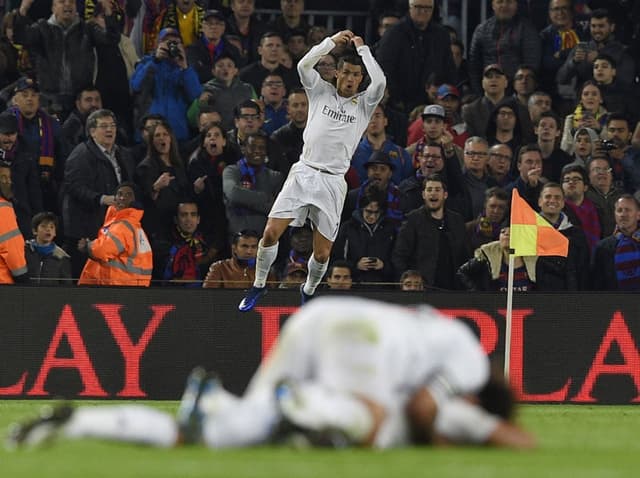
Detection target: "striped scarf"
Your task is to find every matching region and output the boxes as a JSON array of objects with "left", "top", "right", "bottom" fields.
[
  {"left": 9, "top": 107, "right": 55, "bottom": 177},
  {"left": 566, "top": 198, "right": 601, "bottom": 254},
  {"left": 572, "top": 104, "right": 607, "bottom": 131},
  {"left": 554, "top": 29, "right": 579, "bottom": 52},
  {"left": 161, "top": 3, "right": 204, "bottom": 42},
  {"left": 614, "top": 227, "right": 640, "bottom": 290}
]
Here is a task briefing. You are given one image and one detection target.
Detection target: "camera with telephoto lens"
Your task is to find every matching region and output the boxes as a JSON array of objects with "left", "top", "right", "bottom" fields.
[
  {"left": 600, "top": 139, "right": 617, "bottom": 151},
  {"left": 167, "top": 40, "right": 181, "bottom": 58}
]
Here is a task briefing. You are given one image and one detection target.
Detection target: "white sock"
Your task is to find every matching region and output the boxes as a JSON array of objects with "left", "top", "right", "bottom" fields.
[
  {"left": 303, "top": 254, "right": 328, "bottom": 295},
  {"left": 64, "top": 405, "right": 178, "bottom": 448},
  {"left": 202, "top": 389, "right": 280, "bottom": 448},
  {"left": 279, "top": 382, "right": 374, "bottom": 444},
  {"left": 254, "top": 240, "right": 278, "bottom": 288}
]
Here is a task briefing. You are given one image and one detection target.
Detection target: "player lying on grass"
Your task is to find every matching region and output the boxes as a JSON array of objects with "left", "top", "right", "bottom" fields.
[{"left": 7, "top": 297, "right": 535, "bottom": 450}]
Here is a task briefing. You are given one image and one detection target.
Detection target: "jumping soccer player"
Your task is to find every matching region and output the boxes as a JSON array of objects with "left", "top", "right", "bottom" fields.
[
  {"left": 238, "top": 30, "right": 386, "bottom": 311},
  {"left": 7, "top": 298, "right": 534, "bottom": 450}
]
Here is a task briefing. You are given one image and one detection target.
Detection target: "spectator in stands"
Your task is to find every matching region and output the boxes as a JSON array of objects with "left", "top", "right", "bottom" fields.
[
  {"left": 62, "top": 109, "right": 135, "bottom": 278},
  {"left": 163, "top": 201, "right": 217, "bottom": 286},
  {"left": 561, "top": 163, "right": 603, "bottom": 254},
  {"left": 351, "top": 105, "right": 413, "bottom": 187},
  {"left": 376, "top": 0, "right": 457, "bottom": 113},
  {"left": 286, "top": 29, "right": 309, "bottom": 65},
  {"left": 468, "top": 0, "right": 541, "bottom": 95},
  {"left": 239, "top": 32, "right": 298, "bottom": 94},
  {"left": 458, "top": 226, "right": 538, "bottom": 291},
  {"left": 560, "top": 81, "right": 607, "bottom": 155},
  {"left": 225, "top": 99, "right": 264, "bottom": 159},
  {"left": 325, "top": 260, "right": 353, "bottom": 290},
  {"left": 392, "top": 173, "right": 469, "bottom": 290},
  {"left": 410, "top": 104, "right": 463, "bottom": 168},
  {"left": 187, "top": 122, "right": 232, "bottom": 255},
  {"left": 512, "top": 66, "right": 537, "bottom": 108},
  {"left": 136, "top": 120, "right": 192, "bottom": 278},
  {"left": 269, "top": 0, "right": 310, "bottom": 41},
  {"left": 485, "top": 98, "right": 524, "bottom": 154},
  {"left": 8, "top": 78, "right": 63, "bottom": 218},
  {"left": 278, "top": 261, "right": 307, "bottom": 288},
  {"left": 0, "top": 160, "right": 28, "bottom": 284},
  {"left": 434, "top": 84, "right": 468, "bottom": 149},
  {"left": 187, "top": 9, "right": 244, "bottom": 84},
  {"left": 0, "top": 111, "right": 42, "bottom": 239},
  {"left": 556, "top": 8, "right": 635, "bottom": 100},
  {"left": 536, "top": 181, "right": 590, "bottom": 290},
  {"left": 603, "top": 113, "right": 640, "bottom": 194},
  {"left": 226, "top": 0, "right": 267, "bottom": 64},
  {"left": 130, "top": 27, "right": 202, "bottom": 141},
  {"left": 568, "top": 127, "right": 599, "bottom": 168},
  {"left": 276, "top": 223, "right": 312, "bottom": 279},
  {"left": 487, "top": 143, "right": 514, "bottom": 187},
  {"left": 592, "top": 194, "right": 640, "bottom": 291},
  {"left": 505, "top": 143, "right": 544, "bottom": 208},
  {"left": 465, "top": 186, "right": 509, "bottom": 253},
  {"left": 192, "top": 54, "right": 256, "bottom": 132},
  {"left": 527, "top": 91, "right": 553, "bottom": 125},
  {"left": 222, "top": 131, "right": 284, "bottom": 240},
  {"left": 156, "top": 0, "right": 205, "bottom": 48},
  {"left": 306, "top": 25, "right": 327, "bottom": 47},
  {"left": 333, "top": 188, "right": 396, "bottom": 285},
  {"left": 450, "top": 40, "right": 470, "bottom": 95},
  {"left": 24, "top": 211, "right": 71, "bottom": 286},
  {"left": 203, "top": 229, "right": 275, "bottom": 288},
  {"left": 61, "top": 87, "right": 102, "bottom": 148},
  {"left": 536, "top": 111, "right": 572, "bottom": 182},
  {"left": 585, "top": 155, "right": 623, "bottom": 237},
  {"left": 182, "top": 106, "right": 223, "bottom": 159},
  {"left": 453, "top": 136, "right": 494, "bottom": 222},
  {"left": 342, "top": 152, "right": 404, "bottom": 229},
  {"left": 592, "top": 53, "right": 637, "bottom": 123},
  {"left": 0, "top": 11, "right": 32, "bottom": 90},
  {"left": 539, "top": 0, "right": 586, "bottom": 106},
  {"left": 129, "top": 113, "right": 165, "bottom": 164},
  {"left": 462, "top": 64, "right": 533, "bottom": 142},
  {"left": 260, "top": 73, "right": 288, "bottom": 136},
  {"left": 399, "top": 269, "right": 424, "bottom": 291},
  {"left": 14, "top": 0, "right": 121, "bottom": 115},
  {"left": 269, "top": 87, "right": 307, "bottom": 176},
  {"left": 313, "top": 53, "right": 337, "bottom": 83},
  {"left": 77, "top": 182, "right": 152, "bottom": 286},
  {"left": 371, "top": 10, "right": 401, "bottom": 55}
]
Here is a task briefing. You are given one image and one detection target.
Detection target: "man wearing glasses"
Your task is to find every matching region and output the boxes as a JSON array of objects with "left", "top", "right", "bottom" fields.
[{"left": 376, "top": 0, "right": 456, "bottom": 113}]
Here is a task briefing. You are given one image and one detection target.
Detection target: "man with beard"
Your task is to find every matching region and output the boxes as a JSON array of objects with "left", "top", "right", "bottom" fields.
[
  {"left": 61, "top": 87, "right": 103, "bottom": 147},
  {"left": 0, "top": 160, "right": 28, "bottom": 284},
  {"left": 604, "top": 113, "right": 640, "bottom": 193},
  {"left": 393, "top": 173, "right": 469, "bottom": 289}
]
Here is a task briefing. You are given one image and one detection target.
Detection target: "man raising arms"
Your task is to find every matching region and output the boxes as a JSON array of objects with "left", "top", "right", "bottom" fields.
[{"left": 239, "top": 29, "right": 386, "bottom": 311}]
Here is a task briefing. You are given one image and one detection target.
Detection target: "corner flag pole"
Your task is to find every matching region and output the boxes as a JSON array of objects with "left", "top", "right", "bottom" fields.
[{"left": 504, "top": 251, "right": 515, "bottom": 381}]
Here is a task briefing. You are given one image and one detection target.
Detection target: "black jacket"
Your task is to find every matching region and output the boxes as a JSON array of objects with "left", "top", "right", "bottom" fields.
[
  {"left": 62, "top": 140, "right": 135, "bottom": 239},
  {"left": 332, "top": 211, "right": 396, "bottom": 284},
  {"left": 591, "top": 234, "right": 621, "bottom": 291},
  {"left": 392, "top": 206, "right": 469, "bottom": 287},
  {"left": 376, "top": 16, "right": 456, "bottom": 112},
  {"left": 24, "top": 240, "right": 72, "bottom": 286}
]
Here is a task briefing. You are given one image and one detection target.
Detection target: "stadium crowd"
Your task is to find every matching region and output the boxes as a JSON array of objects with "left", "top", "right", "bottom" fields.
[{"left": 1, "top": 0, "right": 640, "bottom": 291}]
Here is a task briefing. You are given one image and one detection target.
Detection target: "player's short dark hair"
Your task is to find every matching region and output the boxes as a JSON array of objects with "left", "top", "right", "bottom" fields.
[
  {"left": 477, "top": 364, "right": 516, "bottom": 420},
  {"left": 337, "top": 55, "right": 363, "bottom": 71},
  {"left": 32, "top": 211, "right": 58, "bottom": 230}
]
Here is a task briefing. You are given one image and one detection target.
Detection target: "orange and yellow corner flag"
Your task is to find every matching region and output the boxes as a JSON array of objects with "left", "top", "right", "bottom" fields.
[{"left": 509, "top": 189, "right": 569, "bottom": 257}]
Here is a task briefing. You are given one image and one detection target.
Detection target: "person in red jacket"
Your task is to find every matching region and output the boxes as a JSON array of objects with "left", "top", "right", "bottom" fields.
[
  {"left": 0, "top": 160, "right": 28, "bottom": 284},
  {"left": 78, "top": 182, "right": 152, "bottom": 286}
]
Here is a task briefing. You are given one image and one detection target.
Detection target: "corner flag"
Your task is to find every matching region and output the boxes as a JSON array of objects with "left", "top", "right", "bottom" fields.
[{"left": 509, "top": 189, "right": 569, "bottom": 257}]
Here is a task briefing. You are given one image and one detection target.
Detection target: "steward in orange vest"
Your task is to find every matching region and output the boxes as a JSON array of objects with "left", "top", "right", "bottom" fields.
[
  {"left": 78, "top": 182, "right": 152, "bottom": 286},
  {"left": 0, "top": 161, "right": 28, "bottom": 284}
]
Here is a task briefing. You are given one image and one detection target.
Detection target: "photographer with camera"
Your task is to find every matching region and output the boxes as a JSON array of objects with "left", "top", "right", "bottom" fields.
[
  {"left": 601, "top": 113, "right": 640, "bottom": 194},
  {"left": 131, "top": 28, "right": 202, "bottom": 142}
]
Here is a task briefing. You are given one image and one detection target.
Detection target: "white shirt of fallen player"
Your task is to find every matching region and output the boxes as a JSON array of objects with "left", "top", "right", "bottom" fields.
[
  {"left": 268, "top": 36, "right": 386, "bottom": 241},
  {"left": 244, "top": 296, "right": 491, "bottom": 447}
]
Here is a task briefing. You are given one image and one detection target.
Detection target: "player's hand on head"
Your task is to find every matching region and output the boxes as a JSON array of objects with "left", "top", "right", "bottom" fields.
[
  {"left": 351, "top": 36, "right": 364, "bottom": 48},
  {"left": 331, "top": 30, "right": 354, "bottom": 47}
]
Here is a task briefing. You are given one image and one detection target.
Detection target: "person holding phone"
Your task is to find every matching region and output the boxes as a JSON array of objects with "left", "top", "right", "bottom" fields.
[{"left": 560, "top": 80, "right": 608, "bottom": 154}]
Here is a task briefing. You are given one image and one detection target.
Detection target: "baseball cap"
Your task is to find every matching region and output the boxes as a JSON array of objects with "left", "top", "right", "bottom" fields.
[
  {"left": 158, "top": 27, "right": 181, "bottom": 42},
  {"left": 421, "top": 104, "right": 445, "bottom": 119},
  {"left": 483, "top": 63, "right": 505, "bottom": 77},
  {"left": 436, "top": 84, "right": 460, "bottom": 100},
  {"left": 13, "top": 77, "right": 38, "bottom": 95},
  {"left": 202, "top": 10, "right": 226, "bottom": 22},
  {"left": 0, "top": 112, "right": 18, "bottom": 134},
  {"left": 364, "top": 151, "right": 395, "bottom": 170}
]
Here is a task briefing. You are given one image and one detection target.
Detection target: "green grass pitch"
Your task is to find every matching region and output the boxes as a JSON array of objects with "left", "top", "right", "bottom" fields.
[{"left": 1, "top": 401, "right": 640, "bottom": 477}]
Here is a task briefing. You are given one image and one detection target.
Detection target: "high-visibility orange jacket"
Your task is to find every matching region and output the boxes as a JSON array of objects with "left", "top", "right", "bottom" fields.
[
  {"left": 78, "top": 206, "right": 152, "bottom": 286},
  {"left": 0, "top": 198, "right": 27, "bottom": 284}
]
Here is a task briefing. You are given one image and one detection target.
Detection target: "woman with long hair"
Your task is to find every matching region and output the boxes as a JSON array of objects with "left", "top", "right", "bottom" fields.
[{"left": 560, "top": 81, "right": 607, "bottom": 154}]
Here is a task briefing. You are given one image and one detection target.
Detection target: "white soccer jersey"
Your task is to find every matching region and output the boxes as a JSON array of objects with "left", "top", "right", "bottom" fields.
[{"left": 296, "top": 37, "right": 386, "bottom": 175}]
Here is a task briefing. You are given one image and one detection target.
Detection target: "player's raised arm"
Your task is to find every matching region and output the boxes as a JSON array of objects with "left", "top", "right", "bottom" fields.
[
  {"left": 351, "top": 35, "right": 386, "bottom": 106},
  {"left": 297, "top": 30, "right": 354, "bottom": 88}
]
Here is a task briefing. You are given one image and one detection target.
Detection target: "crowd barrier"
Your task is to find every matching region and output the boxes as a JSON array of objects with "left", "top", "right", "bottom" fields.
[{"left": 1, "top": 287, "right": 639, "bottom": 403}]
